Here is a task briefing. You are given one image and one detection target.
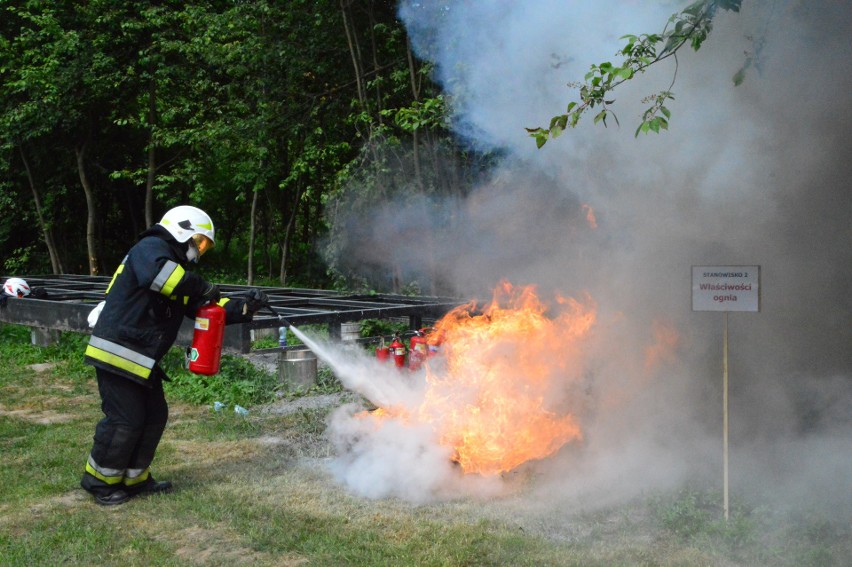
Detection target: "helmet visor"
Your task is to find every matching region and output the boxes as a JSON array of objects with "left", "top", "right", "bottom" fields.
[{"left": 191, "top": 234, "right": 215, "bottom": 257}]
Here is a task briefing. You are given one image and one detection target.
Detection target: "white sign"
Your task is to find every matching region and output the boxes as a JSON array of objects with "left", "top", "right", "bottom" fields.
[{"left": 692, "top": 266, "right": 760, "bottom": 312}]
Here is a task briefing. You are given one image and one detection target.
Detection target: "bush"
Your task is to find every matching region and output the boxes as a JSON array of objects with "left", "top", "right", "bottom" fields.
[
  {"left": 654, "top": 487, "right": 718, "bottom": 539},
  {"left": 160, "top": 347, "right": 279, "bottom": 408},
  {"left": 360, "top": 318, "right": 407, "bottom": 338}
]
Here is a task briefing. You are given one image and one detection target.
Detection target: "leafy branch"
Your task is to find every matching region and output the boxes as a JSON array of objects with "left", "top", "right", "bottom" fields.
[{"left": 526, "top": 0, "right": 742, "bottom": 147}]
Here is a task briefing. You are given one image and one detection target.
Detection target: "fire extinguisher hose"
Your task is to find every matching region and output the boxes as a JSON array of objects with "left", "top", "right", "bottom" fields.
[{"left": 264, "top": 304, "right": 291, "bottom": 328}]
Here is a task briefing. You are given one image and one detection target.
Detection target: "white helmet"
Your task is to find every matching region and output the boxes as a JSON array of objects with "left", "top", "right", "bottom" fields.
[
  {"left": 158, "top": 206, "right": 215, "bottom": 244},
  {"left": 158, "top": 206, "right": 215, "bottom": 260},
  {"left": 3, "top": 277, "right": 31, "bottom": 298}
]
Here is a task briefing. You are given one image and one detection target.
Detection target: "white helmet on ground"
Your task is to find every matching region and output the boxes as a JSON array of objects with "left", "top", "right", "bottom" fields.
[
  {"left": 3, "top": 277, "right": 31, "bottom": 297},
  {"left": 158, "top": 205, "right": 215, "bottom": 261}
]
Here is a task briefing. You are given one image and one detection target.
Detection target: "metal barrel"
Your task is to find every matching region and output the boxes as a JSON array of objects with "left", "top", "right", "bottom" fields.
[
  {"left": 278, "top": 347, "right": 317, "bottom": 389},
  {"left": 340, "top": 322, "right": 361, "bottom": 342}
]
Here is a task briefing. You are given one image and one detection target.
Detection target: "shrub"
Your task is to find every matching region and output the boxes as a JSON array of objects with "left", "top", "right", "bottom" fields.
[{"left": 160, "top": 347, "right": 278, "bottom": 408}]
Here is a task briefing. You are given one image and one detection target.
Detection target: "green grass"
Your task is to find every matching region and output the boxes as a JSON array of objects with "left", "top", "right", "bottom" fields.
[{"left": 0, "top": 323, "right": 849, "bottom": 566}]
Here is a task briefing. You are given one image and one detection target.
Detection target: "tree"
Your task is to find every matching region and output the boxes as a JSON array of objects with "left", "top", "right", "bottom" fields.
[
  {"left": 526, "top": 0, "right": 744, "bottom": 147},
  {"left": 0, "top": 0, "right": 478, "bottom": 291}
]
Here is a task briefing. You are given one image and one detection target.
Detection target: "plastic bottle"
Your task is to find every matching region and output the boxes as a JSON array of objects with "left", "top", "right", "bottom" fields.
[{"left": 279, "top": 326, "right": 288, "bottom": 348}]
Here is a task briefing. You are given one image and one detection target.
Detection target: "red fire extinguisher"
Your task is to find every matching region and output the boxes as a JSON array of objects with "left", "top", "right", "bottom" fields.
[
  {"left": 189, "top": 303, "right": 226, "bottom": 375},
  {"left": 389, "top": 333, "right": 406, "bottom": 369},
  {"left": 375, "top": 337, "right": 390, "bottom": 362},
  {"left": 408, "top": 330, "right": 429, "bottom": 371},
  {"left": 424, "top": 327, "right": 442, "bottom": 357}
]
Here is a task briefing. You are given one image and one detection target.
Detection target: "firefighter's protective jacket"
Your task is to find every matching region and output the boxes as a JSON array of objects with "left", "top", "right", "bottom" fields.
[{"left": 85, "top": 225, "right": 251, "bottom": 386}]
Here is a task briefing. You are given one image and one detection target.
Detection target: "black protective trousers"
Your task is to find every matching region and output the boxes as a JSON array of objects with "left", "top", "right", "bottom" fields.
[{"left": 80, "top": 367, "right": 169, "bottom": 496}]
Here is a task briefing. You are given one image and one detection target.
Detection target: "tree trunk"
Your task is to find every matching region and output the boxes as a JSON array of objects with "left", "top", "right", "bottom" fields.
[
  {"left": 247, "top": 187, "right": 258, "bottom": 285},
  {"left": 340, "top": 0, "right": 367, "bottom": 108},
  {"left": 366, "top": 2, "right": 384, "bottom": 123},
  {"left": 75, "top": 142, "right": 99, "bottom": 276},
  {"left": 144, "top": 80, "right": 158, "bottom": 228},
  {"left": 406, "top": 36, "right": 423, "bottom": 192},
  {"left": 19, "top": 147, "right": 64, "bottom": 274},
  {"left": 277, "top": 192, "right": 294, "bottom": 285}
]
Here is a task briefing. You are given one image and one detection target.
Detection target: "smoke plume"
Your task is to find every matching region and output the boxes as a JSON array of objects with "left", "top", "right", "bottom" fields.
[{"left": 324, "top": 0, "right": 852, "bottom": 517}]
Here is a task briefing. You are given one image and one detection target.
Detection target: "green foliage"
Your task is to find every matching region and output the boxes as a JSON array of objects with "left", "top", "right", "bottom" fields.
[
  {"left": 528, "top": 0, "right": 744, "bottom": 146},
  {"left": 252, "top": 335, "right": 280, "bottom": 350},
  {"left": 655, "top": 487, "right": 720, "bottom": 539},
  {"left": 0, "top": 325, "right": 90, "bottom": 382},
  {"left": 0, "top": 0, "right": 427, "bottom": 288},
  {"left": 636, "top": 91, "right": 674, "bottom": 136},
  {"left": 277, "top": 365, "right": 344, "bottom": 401},
  {"left": 0, "top": 324, "right": 35, "bottom": 366},
  {"left": 383, "top": 94, "right": 448, "bottom": 132},
  {"left": 160, "top": 346, "right": 279, "bottom": 408},
  {"left": 652, "top": 486, "right": 765, "bottom": 557},
  {"left": 0, "top": 324, "right": 279, "bottom": 408},
  {"left": 2, "top": 245, "right": 35, "bottom": 272},
  {"left": 314, "top": 365, "right": 341, "bottom": 392},
  {"left": 360, "top": 318, "right": 408, "bottom": 339},
  {"left": 649, "top": 487, "right": 852, "bottom": 565}
]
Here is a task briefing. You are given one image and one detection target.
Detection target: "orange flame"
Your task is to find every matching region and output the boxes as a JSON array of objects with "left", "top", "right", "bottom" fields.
[
  {"left": 373, "top": 280, "right": 597, "bottom": 476},
  {"left": 644, "top": 319, "right": 681, "bottom": 372},
  {"left": 581, "top": 203, "right": 598, "bottom": 229}
]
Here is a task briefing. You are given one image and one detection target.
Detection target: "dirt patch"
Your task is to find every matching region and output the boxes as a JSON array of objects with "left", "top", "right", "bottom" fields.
[
  {"left": 260, "top": 391, "right": 364, "bottom": 416},
  {"left": 0, "top": 403, "right": 75, "bottom": 424},
  {"left": 170, "top": 438, "right": 268, "bottom": 468},
  {"left": 26, "top": 362, "right": 58, "bottom": 373},
  {"left": 169, "top": 525, "right": 307, "bottom": 566},
  {"left": 244, "top": 351, "right": 280, "bottom": 375}
]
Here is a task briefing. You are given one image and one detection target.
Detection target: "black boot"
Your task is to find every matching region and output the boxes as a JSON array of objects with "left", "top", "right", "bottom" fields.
[
  {"left": 133, "top": 476, "right": 173, "bottom": 496},
  {"left": 94, "top": 489, "right": 132, "bottom": 506}
]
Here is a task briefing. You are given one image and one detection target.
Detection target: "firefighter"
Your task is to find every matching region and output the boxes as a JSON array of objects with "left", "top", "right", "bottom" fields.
[{"left": 80, "top": 205, "right": 269, "bottom": 506}]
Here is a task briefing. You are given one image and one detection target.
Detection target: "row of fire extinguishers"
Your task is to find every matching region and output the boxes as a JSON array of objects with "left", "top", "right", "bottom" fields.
[{"left": 375, "top": 328, "right": 441, "bottom": 371}]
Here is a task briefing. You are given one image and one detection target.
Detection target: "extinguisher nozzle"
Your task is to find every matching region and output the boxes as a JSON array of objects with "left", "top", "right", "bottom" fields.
[{"left": 264, "top": 306, "right": 290, "bottom": 328}]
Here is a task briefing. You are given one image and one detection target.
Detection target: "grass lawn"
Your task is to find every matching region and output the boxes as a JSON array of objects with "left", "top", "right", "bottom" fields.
[{"left": 0, "top": 324, "right": 848, "bottom": 566}]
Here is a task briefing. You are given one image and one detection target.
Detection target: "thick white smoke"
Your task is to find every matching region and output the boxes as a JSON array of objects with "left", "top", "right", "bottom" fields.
[{"left": 325, "top": 1, "right": 852, "bottom": 517}]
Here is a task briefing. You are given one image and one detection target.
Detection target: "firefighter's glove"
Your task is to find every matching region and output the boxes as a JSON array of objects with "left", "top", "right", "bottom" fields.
[
  {"left": 200, "top": 283, "right": 221, "bottom": 305},
  {"left": 244, "top": 289, "right": 269, "bottom": 314}
]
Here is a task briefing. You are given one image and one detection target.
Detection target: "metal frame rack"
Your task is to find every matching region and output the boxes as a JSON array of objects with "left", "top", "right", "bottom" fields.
[{"left": 0, "top": 275, "right": 465, "bottom": 353}]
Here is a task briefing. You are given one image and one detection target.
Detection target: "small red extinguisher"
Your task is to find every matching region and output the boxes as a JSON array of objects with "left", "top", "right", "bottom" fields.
[
  {"left": 408, "top": 330, "right": 429, "bottom": 371},
  {"left": 375, "top": 337, "right": 390, "bottom": 362},
  {"left": 389, "top": 333, "right": 406, "bottom": 369},
  {"left": 189, "top": 303, "right": 226, "bottom": 375}
]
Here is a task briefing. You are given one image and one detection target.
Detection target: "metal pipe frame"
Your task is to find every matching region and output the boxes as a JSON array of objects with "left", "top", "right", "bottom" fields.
[{"left": 0, "top": 275, "right": 465, "bottom": 353}]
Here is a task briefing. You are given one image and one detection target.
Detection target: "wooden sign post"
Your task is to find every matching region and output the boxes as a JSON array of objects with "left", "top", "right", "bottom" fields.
[{"left": 692, "top": 265, "right": 760, "bottom": 521}]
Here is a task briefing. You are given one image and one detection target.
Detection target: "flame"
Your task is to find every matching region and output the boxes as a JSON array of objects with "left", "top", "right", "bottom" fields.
[
  {"left": 581, "top": 203, "right": 598, "bottom": 229},
  {"left": 644, "top": 319, "right": 681, "bottom": 372},
  {"left": 372, "top": 280, "right": 597, "bottom": 476}
]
